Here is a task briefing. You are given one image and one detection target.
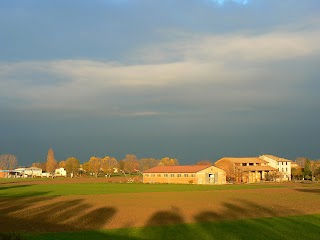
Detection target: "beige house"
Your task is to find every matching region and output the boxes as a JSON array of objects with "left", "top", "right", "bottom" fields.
[
  {"left": 143, "top": 165, "right": 226, "bottom": 184},
  {"left": 55, "top": 167, "right": 67, "bottom": 177},
  {"left": 215, "top": 157, "right": 277, "bottom": 183},
  {"left": 259, "top": 155, "right": 292, "bottom": 181}
]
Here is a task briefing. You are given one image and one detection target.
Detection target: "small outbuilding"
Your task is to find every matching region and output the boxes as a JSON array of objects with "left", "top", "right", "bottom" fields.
[
  {"left": 55, "top": 168, "right": 67, "bottom": 177},
  {"left": 143, "top": 165, "right": 226, "bottom": 184}
]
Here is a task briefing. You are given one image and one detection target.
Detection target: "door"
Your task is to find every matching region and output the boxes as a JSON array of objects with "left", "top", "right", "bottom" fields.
[{"left": 209, "top": 174, "right": 215, "bottom": 184}]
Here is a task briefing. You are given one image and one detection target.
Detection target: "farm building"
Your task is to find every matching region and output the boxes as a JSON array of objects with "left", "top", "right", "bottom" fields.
[
  {"left": 259, "top": 155, "right": 292, "bottom": 181},
  {"left": 215, "top": 157, "right": 277, "bottom": 183},
  {"left": 0, "top": 171, "right": 7, "bottom": 178},
  {"left": 143, "top": 165, "right": 226, "bottom": 184},
  {"left": 14, "top": 167, "right": 43, "bottom": 177},
  {"left": 55, "top": 167, "right": 67, "bottom": 177},
  {"left": 0, "top": 170, "right": 13, "bottom": 178}
]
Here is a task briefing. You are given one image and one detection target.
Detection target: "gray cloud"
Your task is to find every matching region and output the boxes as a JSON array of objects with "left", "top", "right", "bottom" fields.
[
  {"left": 1, "top": 19, "right": 319, "bottom": 119},
  {"left": 1, "top": 4, "right": 320, "bottom": 163}
]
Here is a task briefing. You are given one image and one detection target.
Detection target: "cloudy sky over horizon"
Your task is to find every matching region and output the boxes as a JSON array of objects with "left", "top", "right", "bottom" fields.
[{"left": 1, "top": 0, "right": 320, "bottom": 165}]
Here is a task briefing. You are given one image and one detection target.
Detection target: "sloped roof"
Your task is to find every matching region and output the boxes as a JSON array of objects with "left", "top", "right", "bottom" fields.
[
  {"left": 143, "top": 165, "right": 212, "bottom": 173},
  {"left": 237, "top": 166, "right": 277, "bottom": 171},
  {"left": 15, "top": 167, "right": 42, "bottom": 171},
  {"left": 260, "top": 155, "right": 292, "bottom": 162},
  {"left": 217, "top": 157, "right": 268, "bottom": 164}
]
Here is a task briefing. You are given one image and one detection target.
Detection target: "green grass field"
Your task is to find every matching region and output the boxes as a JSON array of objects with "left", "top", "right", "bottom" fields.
[
  {"left": 1, "top": 179, "right": 320, "bottom": 239},
  {"left": 0, "top": 181, "right": 285, "bottom": 197},
  {"left": 20, "top": 214, "right": 320, "bottom": 240}
]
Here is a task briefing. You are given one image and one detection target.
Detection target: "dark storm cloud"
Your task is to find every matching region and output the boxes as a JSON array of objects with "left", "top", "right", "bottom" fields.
[{"left": 1, "top": 0, "right": 320, "bottom": 164}]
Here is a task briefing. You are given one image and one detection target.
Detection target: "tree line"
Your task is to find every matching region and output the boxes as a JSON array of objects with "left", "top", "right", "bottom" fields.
[
  {"left": 0, "top": 154, "right": 17, "bottom": 170},
  {"left": 4, "top": 149, "right": 319, "bottom": 181},
  {"left": 30, "top": 148, "right": 180, "bottom": 177},
  {"left": 291, "top": 157, "right": 320, "bottom": 181}
]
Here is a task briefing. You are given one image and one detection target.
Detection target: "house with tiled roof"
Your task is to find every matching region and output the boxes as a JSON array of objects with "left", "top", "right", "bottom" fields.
[
  {"left": 215, "top": 157, "right": 277, "bottom": 183},
  {"left": 143, "top": 165, "right": 226, "bottom": 184},
  {"left": 259, "top": 155, "right": 292, "bottom": 181}
]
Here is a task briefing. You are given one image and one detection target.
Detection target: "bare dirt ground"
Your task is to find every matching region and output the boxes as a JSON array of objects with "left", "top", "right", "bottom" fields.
[
  {"left": 1, "top": 180, "right": 320, "bottom": 232},
  {"left": 0, "top": 176, "right": 142, "bottom": 185}
]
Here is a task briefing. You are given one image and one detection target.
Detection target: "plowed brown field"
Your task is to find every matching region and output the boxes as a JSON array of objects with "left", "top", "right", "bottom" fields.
[{"left": 1, "top": 178, "right": 320, "bottom": 233}]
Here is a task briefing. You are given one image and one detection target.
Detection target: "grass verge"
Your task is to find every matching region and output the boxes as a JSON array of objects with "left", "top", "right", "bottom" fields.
[
  {"left": 22, "top": 214, "right": 320, "bottom": 240},
  {"left": 0, "top": 182, "right": 285, "bottom": 197}
]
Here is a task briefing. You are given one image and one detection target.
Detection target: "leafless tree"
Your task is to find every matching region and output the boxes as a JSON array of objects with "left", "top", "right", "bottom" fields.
[
  {"left": 139, "top": 158, "right": 159, "bottom": 171},
  {"left": 196, "top": 160, "right": 212, "bottom": 166},
  {"left": 0, "top": 154, "right": 18, "bottom": 170},
  {"left": 31, "top": 162, "right": 46, "bottom": 171}
]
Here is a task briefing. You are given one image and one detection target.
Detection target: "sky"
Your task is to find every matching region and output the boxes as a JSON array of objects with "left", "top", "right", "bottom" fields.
[{"left": 1, "top": 0, "right": 320, "bottom": 166}]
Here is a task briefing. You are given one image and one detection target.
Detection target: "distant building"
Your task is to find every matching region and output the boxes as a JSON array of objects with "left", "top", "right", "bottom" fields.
[
  {"left": 259, "top": 155, "right": 292, "bottom": 181},
  {"left": 15, "top": 167, "right": 43, "bottom": 177},
  {"left": 55, "top": 168, "right": 67, "bottom": 177},
  {"left": 215, "top": 157, "right": 277, "bottom": 183},
  {"left": 0, "top": 170, "right": 10, "bottom": 178},
  {"left": 143, "top": 165, "right": 226, "bottom": 184},
  {"left": 0, "top": 169, "right": 26, "bottom": 178}
]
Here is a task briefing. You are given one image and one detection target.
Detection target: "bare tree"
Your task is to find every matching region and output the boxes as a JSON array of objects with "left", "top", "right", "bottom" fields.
[
  {"left": 196, "top": 160, "right": 212, "bottom": 166},
  {"left": 0, "top": 154, "right": 18, "bottom": 170},
  {"left": 139, "top": 158, "right": 159, "bottom": 171},
  {"left": 31, "top": 162, "right": 46, "bottom": 171},
  {"left": 296, "top": 157, "right": 307, "bottom": 168},
  {"left": 46, "top": 148, "right": 57, "bottom": 173}
]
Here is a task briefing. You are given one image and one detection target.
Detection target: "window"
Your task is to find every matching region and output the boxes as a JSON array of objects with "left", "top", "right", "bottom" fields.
[
  {"left": 151, "top": 174, "right": 155, "bottom": 177},
  {"left": 249, "top": 163, "right": 254, "bottom": 166},
  {"left": 184, "top": 174, "right": 188, "bottom": 177},
  {"left": 170, "top": 174, "right": 175, "bottom": 177},
  {"left": 191, "top": 174, "right": 195, "bottom": 177},
  {"left": 145, "top": 174, "right": 149, "bottom": 177},
  {"left": 164, "top": 174, "right": 168, "bottom": 177},
  {"left": 157, "top": 174, "right": 161, "bottom": 177},
  {"left": 242, "top": 163, "right": 246, "bottom": 166},
  {"left": 177, "top": 174, "right": 181, "bottom": 177}
]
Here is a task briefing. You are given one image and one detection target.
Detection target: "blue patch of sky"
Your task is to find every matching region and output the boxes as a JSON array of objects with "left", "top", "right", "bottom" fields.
[
  {"left": 211, "top": 0, "right": 249, "bottom": 5},
  {"left": 1, "top": 0, "right": 319, "bottom": 61}
]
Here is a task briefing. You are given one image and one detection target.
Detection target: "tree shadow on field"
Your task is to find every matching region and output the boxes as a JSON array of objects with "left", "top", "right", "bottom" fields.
[
  {"left": 295, "top": 188, "right": 320, "bottom": 194},
  {"left": 2, "top": 189, "right": 320, "bottom": 240},
  {"left": 0, "top": 191, "right": 117, "bottom": 233},
  {"left": 145, "top": 206, "right": 184, "bottom": 226},
  {"left": 0, "top": 185, "right": 31, "bottom": 191},
  {"left": 138, "top": 199, "right": 320, "bottom": 240}
]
